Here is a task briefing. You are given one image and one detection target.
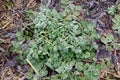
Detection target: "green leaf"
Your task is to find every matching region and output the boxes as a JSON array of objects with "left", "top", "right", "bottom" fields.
[{"left": 75, "top": 62, "right": 83, "bottom": 71}]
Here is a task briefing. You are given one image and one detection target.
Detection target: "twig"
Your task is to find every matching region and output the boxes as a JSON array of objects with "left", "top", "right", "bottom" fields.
[
  {"left": 107, "top": 71, "right": 120, "bottom": 79},
  {"left": 3, "top": 21, "right": 11, "bottom": 29},
  {"left": 81, "top": 60, "right": 105, "bottom": 64},
  {"left": 26, "top": 59, "right": 40, "bottom": 76}
]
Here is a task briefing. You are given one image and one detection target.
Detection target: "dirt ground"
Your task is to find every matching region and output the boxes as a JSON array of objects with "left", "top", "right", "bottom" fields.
[{"left": 0, "top": 0, "right": 120, "bottom": 80}]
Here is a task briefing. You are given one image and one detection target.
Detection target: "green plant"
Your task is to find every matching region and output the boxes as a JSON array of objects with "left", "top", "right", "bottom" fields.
[
  {"left": 101, "top": 33, "right": 119, "bottom": 51},
  {"left": 108, "top": 5, "right": 117, "bottom": 15},
  {"left": 11, "top": 2, "right": 103, "bottom": 80},
  {"left": 107, "top": 3, "right": 120, "bottom": 15},
  {"left": 112, "top": 14, "right": 120, "bottom": 34},
  {"left": 102, "top": 5, "right": 120, "bottom": 51},
  {"left": 103, "top": 14, "right": 120, "bottom": 51}
]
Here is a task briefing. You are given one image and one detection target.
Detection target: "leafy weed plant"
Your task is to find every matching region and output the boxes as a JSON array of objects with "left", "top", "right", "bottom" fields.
[{"left": 11, "top": 2, "right": 105, "bottom": 80}]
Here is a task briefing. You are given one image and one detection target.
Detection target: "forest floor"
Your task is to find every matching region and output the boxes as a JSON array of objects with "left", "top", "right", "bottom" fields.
[{"left": 0, "top": 0, "right": 120, "bottom": 80}]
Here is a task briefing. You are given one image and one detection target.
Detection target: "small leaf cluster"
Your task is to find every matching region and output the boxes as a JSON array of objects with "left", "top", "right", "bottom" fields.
[
  {"left": 113, "top": 14, "right": 120, "bottom": 34},
  {"left": 107, "top": 4, "right": 120, "bottom": 15},
  {"left": 108, "top": 5, "right": 117, "bottom": 15},
  {"left": 101, "top": 33, "right": 119, "bottom": 51}
]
